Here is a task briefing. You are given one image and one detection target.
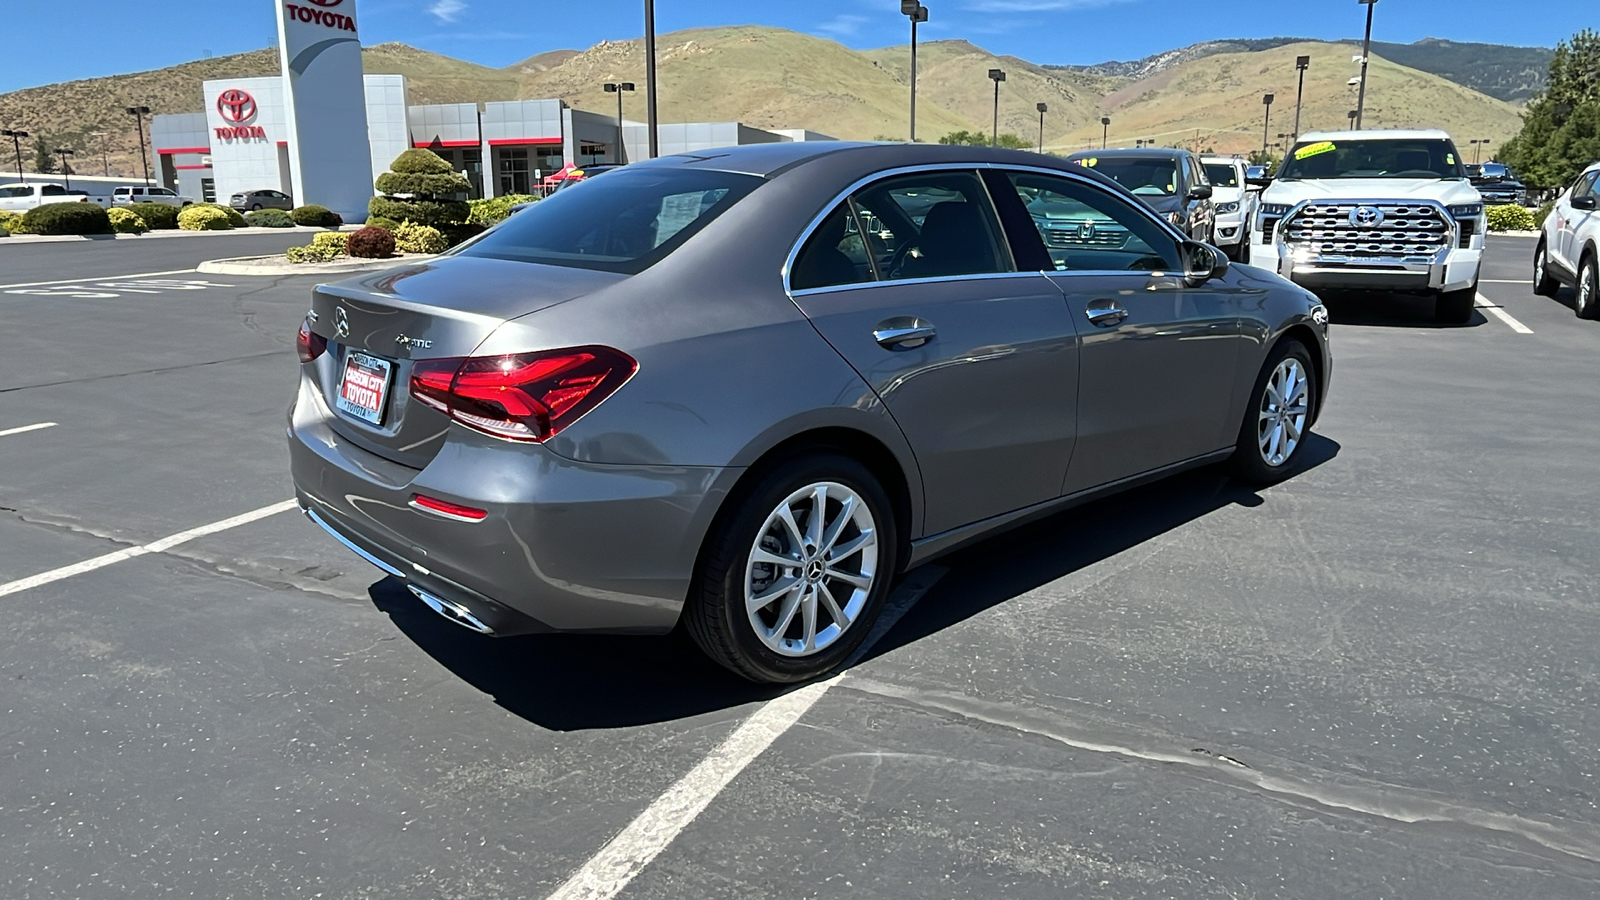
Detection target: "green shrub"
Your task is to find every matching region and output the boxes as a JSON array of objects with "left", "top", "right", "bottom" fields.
[
  {"left": 468, "top": 194, "right": 538, "bottom": 226},
  {"left": 290, "top": 204, "right": 343, "bottom": 228},
  {"left": 388, "top": 147, "right": 456, "bottom": 175},
  {"left": 371, "top": 148, "right": 472, "bottom": 229},
  {"left": 244, "top": 208, "right": 295, "bottom": 228},
  {"left": 0, "top": 209, "right": 22, "bottom": 235},
  {"left": 127, "top": 202, "right": 179, "bottom": 230},
  {"left": 311, "top": 231, "right": 349, "bottom": 255},
  {"left": 366, "top": 215, "right": 401, "bottom": 232},
  {"left": 285, "top": 243, "right": 345, "bottom": 263},
  {"left": 187, "top": 202, "right": 245, "bottom": 227},
  {"left": 347, "top": 226, "right": 395, "bottom": 259},
  {"left": 21, "top": 202, "right": 113, "bottom": 235},
  {"left": 376, "top": 171, "right": 474, "bottom": 196},
  {"left": 107, "top": 207, "right": 148, "bottom": 234},
  {"left": 1486, "top": 205, "right": 1537, "bottom": 232},
  {"left": 368, "top": 195, "right": 469, "bottom": 229},
  {"left": 177, "top": 205, "right": 235, "bottom": 231},
  {"left": 444, "top": 222, "right": 487, "bottom": 247},
  {"left": 393, "top": 221, "right": 448, "bottom": 255},
  {"left": 1535, "top": 202, "right": 1555, "bottom": 230}
]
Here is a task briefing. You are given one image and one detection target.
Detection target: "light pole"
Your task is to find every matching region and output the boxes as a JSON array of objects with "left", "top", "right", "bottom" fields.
[
  {"left": 126, "top": 105, "right": 152, "bottom": 187},
  {"left": 603, "top": 82, "right": 635, "bottom": 163},
  {"left": 644, "top": 0, "right": 659, "bottom": 159},
  {"left": 1, "top": 129, "right": 27, "bottom": 183},
  {"left": 1347, "top": 109, "right": 1358, "bottom": 127},
  {"left": 1293, "top": 55, "right": 1310, "bottom": 140},
  {"left": 902, "top": 1, "right": 928, "bottom": 142},
  {"left": 1100, "top": 116, "right": 1110, "bottom": 150},
  {"left": 54, "top": 148, "right": 74, "bottom": 190},
  {"left": 1355, "top": 0, "right": 1377, "bottom": 129},
  {"left": 1261, "top": 94, "right": 1275, "bottom": 157},
  {"left": 1035, "top": 102, "right": 1048, "bottom": 153},
  {"left": 988, "top": 68, "right": 1006, "bottom": 146},
  {"left": 1470, "top": 138, "right": 1489, "bottom": 164}
]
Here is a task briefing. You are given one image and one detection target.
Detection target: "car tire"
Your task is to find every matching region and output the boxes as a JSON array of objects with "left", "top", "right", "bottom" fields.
[
  {"left": 685, "top": 452, "right": 898, "bottom": 684},
  {"left": 1533, "top": 239, "right": 1560, "bottom": 297},
  {"left": 1576, "top": 253, "right": 1599, "bottom": 320},
  {"left": 1230, "top": 339, "right": 1317, "bottom": 486},
  {"left": 251, "top": 204, "right": 262, "bottom": 211},
  {"left": 1434, "top": 282, "right": 1477, "bottom": 324}
]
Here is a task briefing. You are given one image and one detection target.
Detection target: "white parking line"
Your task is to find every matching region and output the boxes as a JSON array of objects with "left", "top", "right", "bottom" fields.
[
  {"left": 0, "top": 268, "right": 196, "bottom": 290},
  {"left": 0, "top": 499, "right": 296, "bottom": 599},
  {"left": 1482, "top": 279, "right": 1533, "bottom": 284},
  {"left": 0, "top": 422, "right": 57, "bottom": 439},
  {"left": 1476, "top": 294, "right": 1534, "bottom": 334}
]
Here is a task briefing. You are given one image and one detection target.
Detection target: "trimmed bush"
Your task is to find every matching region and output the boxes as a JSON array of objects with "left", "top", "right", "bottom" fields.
[
  {"left": 127, "top": 202, "right": 179, "bottom": 230},
  {"left": 244, "top": 208, "right": 295, "bottom": 228},
  {"left": 21, "top": 202, "right": 113, "bottom": 236},
  {"left": 290, "top": 204, "right": 343, "bottom": 228},
  {"left": 368, "top": 196, "right": 469, "bottom": 229},
  {"left": 444, "top": 222, "right": 487, "bottom": 247},
  {"left": 366, "top": 215, "right": 401, "bottom": 232},
  {"left": 393, "top": 221, "right": 448, "bottom": 255},
  {"left": 376, "top": 171, "right": 474, "bottom": 196},
  {"left": 371, "top": 148, "right": 471, "bottom": 229},
  {"left": 311, "top": 231, "right": 349, "bottom": 255},
  {"left": 389, "top": 147, "right": 457, "bottom": 175},
  {"left": 347, "top": 226, "right": 395, "bottom": 259},
  {"left": 1486, "top": 205, "right": 1536, "bottom": 232},
  {"left": 0, "top": 209, "right": 22, "bottom": 235},
  {"left": 107, "top": 207, "right": 148, "bottom": 234},
  {"left": 285, "top": 243, "right": 345, "bottom": 263},
  {"left": 178, "top": 205, "right": 235, "bottom": 231},
  {"left": 468, "top": 194, "right": 538, "bottom": 226}
]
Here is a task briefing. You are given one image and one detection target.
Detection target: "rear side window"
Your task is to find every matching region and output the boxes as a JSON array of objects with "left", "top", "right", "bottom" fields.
[
  {"left": 41, "top": 185, "right": 66, "bottom": 196},
  {"left": 791, "top": 204, "right": 875, "bottom": 290},
  {"left": 462, "top": 167, "right": 761, "bottom": 274},
  {"left": 1203, "top": 164, "right": 1241, "bottom": 187}
]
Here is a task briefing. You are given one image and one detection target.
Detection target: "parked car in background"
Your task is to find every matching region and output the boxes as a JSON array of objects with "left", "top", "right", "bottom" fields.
[
  {"left": 1202, "top": 156, "right": 1258, "bottom": 260},
  {"left": 290, "top": 142, "right": 1330, "bottom": 684},
  {"left": 1534, "top": 160, "right": 1600, "bottom": 318},
  {"left": 230, "top": 189, "right": 294, "bottom": 212},
  {"left": 1064, "top": 148, "right": 1215, "bottom": 243},
  {"left": 0, "top": 182, "right": 111, "bottom": 211},
  {"left": 1469, "top": 162, "right": 1527, "bottom": 206},
  {"left": 1249, "top": 129, "right": 1485, "bottom": 323},
  {"left": 111, "top": 185, "right": 193, "bottom": 207}
]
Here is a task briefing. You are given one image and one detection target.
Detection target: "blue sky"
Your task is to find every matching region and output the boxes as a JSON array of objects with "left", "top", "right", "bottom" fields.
[{"left": 2, "top": 0, "right": 1595, "bottom": 94}]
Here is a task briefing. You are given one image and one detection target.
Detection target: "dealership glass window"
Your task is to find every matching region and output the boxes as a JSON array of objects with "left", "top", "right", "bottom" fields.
[
  {"left": 201, "top": 178, "right": 216, "bottom": 203},
  {"left": 500, "top": 149, "right": 530, "bottom": 195}
]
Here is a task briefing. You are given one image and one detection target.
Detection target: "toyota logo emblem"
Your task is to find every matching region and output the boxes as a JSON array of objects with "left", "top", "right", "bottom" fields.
[
  {"left": 1349, "top": 205, "right": 1384, "bottom": 228},
  {"left": 304, "top": 0, "right": 343, "bottom": 5},
  {"left": 217, "top": 89, "right": 257, "bottom": 125}
]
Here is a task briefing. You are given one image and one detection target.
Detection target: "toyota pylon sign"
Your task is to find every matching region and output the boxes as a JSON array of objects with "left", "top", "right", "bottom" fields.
[{"left": 275, "top": 0, "right": 373, "bottom": 221}]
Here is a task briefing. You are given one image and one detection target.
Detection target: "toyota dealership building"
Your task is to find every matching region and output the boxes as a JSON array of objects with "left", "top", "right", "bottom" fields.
[{"left": 150, "top": 75, "right": 832, "bottom": 208}]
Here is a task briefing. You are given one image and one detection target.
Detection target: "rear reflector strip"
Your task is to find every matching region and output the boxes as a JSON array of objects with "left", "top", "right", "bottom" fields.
[{"left": 409, "top": 495, "right": 488, "bottom": 522}]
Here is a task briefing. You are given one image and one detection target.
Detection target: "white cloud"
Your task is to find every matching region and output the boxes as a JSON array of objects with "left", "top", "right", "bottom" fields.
[
  {"left": 816, "top": 14, "right": 870, "bottom": 38},
  {"left": 428, "top": 0, "right": 466, "bottom": 23}
]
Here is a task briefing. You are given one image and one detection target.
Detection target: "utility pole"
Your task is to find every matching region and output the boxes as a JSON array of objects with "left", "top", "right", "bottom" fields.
[
  {"left": 644, "top": 0, "right": 659, "bottom": 159},
  {"left": 126, "top": 105, "right": 152, "bottom": 187},
  {"left": 1293, "top": 55, "right": 1311, "bottom": 141},
  {"left": 1355, "top": 0, "right": 1377, "bottom": 129},
  {"left": 90, "top": 131, "right": 111, "bottom": 176},
  {"left": 903, "top": 2, "right": 928, "bottom": 142},
  {"left": 604, "top": 82, "right": 635, "bottom": 163},
  {"left": 988, "top": 69, "right": 1006, "bottom": 146},
  {"left": 55, "top": 148, "right": 74, "bottom": 191},
  {"left": 1036, "top": 102, "right": 1048, "bottom": 154}
]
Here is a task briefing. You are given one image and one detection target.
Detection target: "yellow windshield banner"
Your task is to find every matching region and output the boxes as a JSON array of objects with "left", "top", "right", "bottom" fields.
[{"left": 1294, "top": 141, "right": 1337, "bottom": 161}]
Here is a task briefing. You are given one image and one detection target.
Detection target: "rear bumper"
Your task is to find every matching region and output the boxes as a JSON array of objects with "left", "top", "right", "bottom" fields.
[{"left": 288, "top": 376, "right": 736, "bottom": 635}]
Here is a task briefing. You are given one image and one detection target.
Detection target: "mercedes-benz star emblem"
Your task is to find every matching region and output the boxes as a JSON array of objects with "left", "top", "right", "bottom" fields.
[
  {"left": 1350, "top": 205, "right": 1384, "bottom": 228},
  {"left": 334, "top": 307, "right": 350, "bottom": 339}
]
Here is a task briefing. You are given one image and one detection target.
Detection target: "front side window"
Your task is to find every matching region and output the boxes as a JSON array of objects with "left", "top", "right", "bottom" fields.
[
  {"left": 849, "top": 171, "right": 1011, "bottom": 281},
  {"left": 1004, "top": 171, "right": 1180, "bottom": 273},
  {"left": 1279, "top": 139, "right": 1464, "bottom": 180},
  {"left": 462, "top": 167, "right": 759, "bottom": 274},
  {"left": 1203, "top": 164, "right": 1242, "bottom": 188},
  {"left": 153, "top": 189, "right": 175, "bottom": 196},
  {"left": 1577, "top": 171, "right": 1600, "bottom": 200},
  {"left": 0, "top": 186, "right": 28, "bottom": 198}
]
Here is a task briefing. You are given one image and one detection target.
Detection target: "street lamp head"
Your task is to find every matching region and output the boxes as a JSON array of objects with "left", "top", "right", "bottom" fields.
[
  {"left": 604, "top": 83, "right": 618, "bottom": 92},
  {"left": 1263, "top": 93, "right": 1276, "bottom": 105},
  {"left": 901, "top": 0, "right": 920, "bottom": 13},
  {"left": 1037, "top": 102, "right": 1048, "bottom": 113},
  {"left": 125, "top": 105, "right": 150, "bottom": 115},
  {"left": 1100, "top": 116, "right": 1110, "bottom": 126},
  {"left": 988, "top": 68, "right": 1006, "bottom": 83},
  {"left": 1347, "top": 109, "right": 1358, "bottom": 120},
  {"left": 1296, "top": 55, "right": 1311, "bottom": 70},
  {"left": 54, "top": 148, "right": 73, "bottom": 155},
  {"left": 620, "top": 82, "right": 635, "bottom": 92},
  {"left": 1358, "top": 0, "right": 1377, "bottom": 5},
  {"left": 2, "top": 129, "right": 28, "bottom": 139}
]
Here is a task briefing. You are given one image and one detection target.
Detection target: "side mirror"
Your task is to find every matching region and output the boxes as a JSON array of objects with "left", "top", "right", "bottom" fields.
[
  {"left": 1182, "top": 240, "right": 1229, "bottom": 286},
  {"left": 1188, "top": 184, "right": 1213, "bottom": 201},
  {"left": 1573, "top": 195, "right": 1597, "bottom": 211},
  {"left": 1246, "top": 175, "right": 1274, "bottom": 189}
]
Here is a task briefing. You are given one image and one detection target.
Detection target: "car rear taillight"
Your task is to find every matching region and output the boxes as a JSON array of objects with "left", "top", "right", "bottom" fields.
[
  {"left": 409, "top": 346, "right": 637, "bottom": 443},
  {"left": 297, "top": 318, "right": 327, "bottom": 363}
]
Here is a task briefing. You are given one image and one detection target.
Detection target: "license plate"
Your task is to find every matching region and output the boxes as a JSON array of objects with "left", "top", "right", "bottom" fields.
[{"left": 336, "top": 351, "right": 393, "bottom": 426}]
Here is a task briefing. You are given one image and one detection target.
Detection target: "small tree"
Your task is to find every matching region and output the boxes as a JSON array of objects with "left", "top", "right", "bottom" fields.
[
  {"left": 1501, "top": 28, "right": 1600, "bottom": 189},
  {"left": 369, "top": 148, "right": 471, "bottom": 228},
  {"left": 938, "top": 130, "right": 1031, "bottom": 150},
  {"left": 1247, "top": 150, "right": 1282, "bottom": 175},
  {"left": 32, "top": 138, "right": 57, "bottom": 174}
]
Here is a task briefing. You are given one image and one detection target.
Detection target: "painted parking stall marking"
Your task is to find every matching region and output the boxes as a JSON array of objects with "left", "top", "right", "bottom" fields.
[
  {"left": 1476, "top": 293, "right": 1534, "bottom": 334},
  {"left": 0, "top": 422, "right": 57, "bottom": 439},
  {"left": 0, "top": 268, "right": 197, "bottom": 290},
  {"left": 4, "top": 278, "right": 236, "bottom": 299}
]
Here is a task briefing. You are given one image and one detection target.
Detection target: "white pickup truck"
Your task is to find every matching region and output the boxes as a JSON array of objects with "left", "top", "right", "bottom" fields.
[
  {"left": 0, "top": 182, "right": 112, "bottom": 211},
  {"left": 1249, "top": 129, "right": 1485, "bottom": 323}
]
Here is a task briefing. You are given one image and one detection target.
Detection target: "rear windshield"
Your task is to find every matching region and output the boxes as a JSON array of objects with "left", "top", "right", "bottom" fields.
[
  {"left": 1203, "top": 164, "right": 1241, "bottom": 187},
  {"left": 461, "top": 167, "right": 761, "bottom": 274},
  {"left": 1278, "top": 139, "right": 1464, "bottom": 180},
  {"left": 1070, "top": 156, "right": 1178, "bottom": 196}
]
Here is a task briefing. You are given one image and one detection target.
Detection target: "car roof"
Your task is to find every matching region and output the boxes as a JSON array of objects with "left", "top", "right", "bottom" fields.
[
  {"left": 1295, "top": 128, "right": 1454, "bottom": 142},
  {"left": 632, "top": 140, "right": 1100, "bottom": 178},
  {"left": 1064, "top": 148, "right": 1192, "bottom": 160},
  {"left": 1200, "top": 156, "right": 1247, "bottom": 166}
]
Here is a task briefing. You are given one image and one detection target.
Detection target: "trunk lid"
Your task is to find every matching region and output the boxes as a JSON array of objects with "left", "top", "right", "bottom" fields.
[{"left": 306, "top": 256, "right": 625, "bottom": 468}]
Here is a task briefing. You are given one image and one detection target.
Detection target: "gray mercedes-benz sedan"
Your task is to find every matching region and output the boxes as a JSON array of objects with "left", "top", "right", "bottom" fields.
[{"left": 289, "top": 142, "right": 1331, "bottom": 683}]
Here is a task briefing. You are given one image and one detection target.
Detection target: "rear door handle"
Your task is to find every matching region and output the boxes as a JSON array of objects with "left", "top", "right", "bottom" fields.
[
  {"left": 1085, "top": 301, "right": 1128, "bottom": 327},
  {"left": 873, "top": 320, "right": 936, "bottom": 349}
]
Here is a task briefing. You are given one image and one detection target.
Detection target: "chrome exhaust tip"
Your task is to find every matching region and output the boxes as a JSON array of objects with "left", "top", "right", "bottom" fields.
[{"left": 408, "top": 585, "right": 495, "bottom": 635}]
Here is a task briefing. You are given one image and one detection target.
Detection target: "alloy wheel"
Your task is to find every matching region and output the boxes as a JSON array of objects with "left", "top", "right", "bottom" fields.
[
  {"left": 1535, "top": 247, "right": 1546, "bottom": 282},
  {"left": 1257, "top": 357, "right": 1309, "bottom": 467},
  {"left": 1582, "top": 261, "right": 1597, "bottom": 317},
  {"left": 744, "top": 482, "right": 878, "bottom": 657}
]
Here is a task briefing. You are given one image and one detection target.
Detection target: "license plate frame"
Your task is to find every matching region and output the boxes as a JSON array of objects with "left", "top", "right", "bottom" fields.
[{"left": 335, "top": 351, "right": 394, "bottom": 426}]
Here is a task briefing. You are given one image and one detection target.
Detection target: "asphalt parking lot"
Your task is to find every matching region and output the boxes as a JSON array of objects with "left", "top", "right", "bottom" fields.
[{"left": 3, "top": 234, "right": 1599, "bottom": 898}]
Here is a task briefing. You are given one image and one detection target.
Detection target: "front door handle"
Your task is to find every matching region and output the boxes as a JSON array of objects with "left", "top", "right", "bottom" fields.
[
  {"left": 1085, "top": 301, "right": 1128, "bottom": 327},
  {"left": 874, "top": 319, "right": 936, "bottom": 350}
]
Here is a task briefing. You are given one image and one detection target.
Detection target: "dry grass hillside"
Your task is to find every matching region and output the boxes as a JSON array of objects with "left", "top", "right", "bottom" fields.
[
  {"left": 515, "top": 26, "right": 975, "bottom": 141},
  {"left": 1053, "top": 41, "right": 1526, "bottom": 158}
]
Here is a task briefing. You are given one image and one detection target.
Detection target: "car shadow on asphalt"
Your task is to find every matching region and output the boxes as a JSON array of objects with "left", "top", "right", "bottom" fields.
[
  {"left": 368, "top": 435, "right": 1340, "bottom": 732},
  {"left": 1324, "top": 293, "right": 1486, "bottom": 328}
]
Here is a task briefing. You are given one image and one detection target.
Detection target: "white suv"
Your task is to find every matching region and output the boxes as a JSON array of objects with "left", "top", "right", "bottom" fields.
[
  {"left": 111, "top": 186, "right": 194, "bottom": 207},
  {"left": 1201, "top": 156, "right": 1257, "bottom": 261},
  {"left": 1534, "top": 161, "right": 1600, "bottom": 318},
  {"left": 1249, "top": 129, "right": 1485, "bottom": 323}
]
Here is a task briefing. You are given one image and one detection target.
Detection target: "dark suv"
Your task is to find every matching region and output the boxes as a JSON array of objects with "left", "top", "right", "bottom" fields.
[
  {"left": 1063, "top": 148, "right": 1215, "bottom": 243},
  {"left": 1468, "top": 163, "right": 1525, "bottom": 206}
]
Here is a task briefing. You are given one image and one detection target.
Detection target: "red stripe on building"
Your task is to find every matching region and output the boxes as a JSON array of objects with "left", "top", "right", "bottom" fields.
[
  {"left": 173, "top": 164, "right": 212, "bottom": 170},
  {"left": 156, "top": 146, "right": 211, "bottom": 155},
  {"left": 487, "top": 138, "right": 563, "bottom": 146},
  {"left": 413, "top": 139, "right": 482, "bottom": 148}
]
